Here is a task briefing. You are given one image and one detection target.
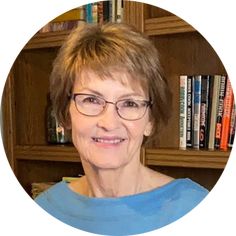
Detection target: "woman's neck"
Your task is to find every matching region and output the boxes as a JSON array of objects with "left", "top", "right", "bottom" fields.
[
  {"left": 69, "top": 159, "right": 174, "bottom": 198},
  {"left": 83, "top": 161, "right": 147, "bottom": 198}
]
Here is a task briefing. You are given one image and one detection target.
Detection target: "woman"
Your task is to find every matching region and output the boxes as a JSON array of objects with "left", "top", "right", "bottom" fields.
[{"left": 35, "top": 22, "right": 208, "bottom": 235}]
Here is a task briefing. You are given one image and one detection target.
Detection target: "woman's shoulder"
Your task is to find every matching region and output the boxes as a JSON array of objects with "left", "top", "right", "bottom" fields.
[
  {"left": 34, "top": 181, "right": 69, "bottom": 206},
  {"left": 153, "top": 178, "right": 209, "bottom": 210},
  {"left": 144, "top": 167, "right": 208, "bottom": 197},
  {"left": 172, "top": 178, "right": 209, "bottom": 199}
]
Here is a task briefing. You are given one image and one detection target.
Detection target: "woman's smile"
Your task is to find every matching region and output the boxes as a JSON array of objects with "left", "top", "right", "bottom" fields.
[{"left": 91, "top": 136, "right": 126, "bottom": 149}]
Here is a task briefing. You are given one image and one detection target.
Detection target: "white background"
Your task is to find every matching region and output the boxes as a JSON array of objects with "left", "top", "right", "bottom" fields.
[{"left": 0, "top": 0, "right": 236, "bottom": 235}]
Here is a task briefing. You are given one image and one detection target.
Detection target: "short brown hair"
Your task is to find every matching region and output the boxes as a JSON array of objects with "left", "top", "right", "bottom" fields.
[{"left": 50, "top": 22, "right": 172, "bottom": 144}]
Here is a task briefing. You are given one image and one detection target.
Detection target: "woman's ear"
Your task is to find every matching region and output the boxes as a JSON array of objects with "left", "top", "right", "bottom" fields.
[
  {"left": 144, "top": 121, "right": 153, "bottom": 137},
  {"left": 63, "top": 112, "right": 72, "bottom": 130}
]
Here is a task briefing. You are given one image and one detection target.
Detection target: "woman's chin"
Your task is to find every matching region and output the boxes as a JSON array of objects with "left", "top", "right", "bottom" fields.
[{"left": 87, "top": 154, "right": 127, "bottom": 170}]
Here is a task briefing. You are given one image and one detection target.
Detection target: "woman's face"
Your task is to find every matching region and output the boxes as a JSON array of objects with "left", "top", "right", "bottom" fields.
[{"left": 69, "top": 70, "right": 152, "bottom": 170}]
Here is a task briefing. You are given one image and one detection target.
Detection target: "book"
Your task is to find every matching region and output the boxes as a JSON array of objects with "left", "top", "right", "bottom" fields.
[
  {"left": 186, "top": 75, "right": 193, "bottom": 147},
  {"left": 199, "top": 75, "right": 211, "bottom": 148},
  {"left": 179, "top": 75, "right": 188, "bottom": 149},
  {"left": 220, "top": 79, "right": 234, "bottom": 150},
  {"left": 103, "top": 1, "right": 110, "bottom": 23},
  {"left": 39, "top": 7, "right": 86, "bottom": 33},
  {"left": 97, "top": 1, "right": 104, "bottom": 25},
  {"left": 110, "top": 0, "right": 117, "bottom": 22},
  {"left": 86, "top": 3, "right": 93, "bottom": 23},
  {"left": 193, "top": 75, "right": 202, "bottom": 149},
  {"left": 51, "top": 7, "right": 85, "bottom": 22},
  {"left": 228, "top": 103, "right": 236, "bottom": 148},
  {"left": 214, "top": 75, "right": 227, "bottom": 149},
  {"left": 208, "top": 75, "right": 221, "bottom": 149},
  {"left": 205, "top": 75, "right": 214, "bottom": 149},
  {"left": 92, "top": 2, "right": 98, "bottom": 23},
  {"left": 116, "top": 0, "right": 124, "bottom": 23}
]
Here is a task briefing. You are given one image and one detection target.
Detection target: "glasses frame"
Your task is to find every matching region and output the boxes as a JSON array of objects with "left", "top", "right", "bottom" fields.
[{"left": 71, "top": 93, "right": 153, "bottom": 121}]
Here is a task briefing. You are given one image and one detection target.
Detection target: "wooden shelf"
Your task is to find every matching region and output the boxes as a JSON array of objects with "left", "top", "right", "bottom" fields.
[
  {"left": 24, "top": 30, "right": 71, "bottom": 49},
  {"left": 144, "top": 16, "right": 196, "bottom": 36},
  {"left": 145, "top": 148, "right": 229, "bottom": 169},
  {"left": 23, "top": 16, "right": 196, "bottom": 50},
  {"left": 15, "top": 145, "right": 80, "bottom": 162},
  {"left": 15, "top": 145, "right": 229, "bottom": 169}
]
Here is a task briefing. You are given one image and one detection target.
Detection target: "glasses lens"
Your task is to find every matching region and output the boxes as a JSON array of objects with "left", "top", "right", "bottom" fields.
[
  {"left": 117, "top": 100, "right": 148, "bottom": 120},
  {"left": 74, "top": 94, "right": 104, "bottom": 116}
]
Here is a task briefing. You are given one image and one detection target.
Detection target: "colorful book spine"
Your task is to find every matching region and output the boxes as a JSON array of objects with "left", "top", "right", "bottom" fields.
[
  {"left": 199, "top": 75, "right": 210, "bottom": 148},
  {"left": 215, "top": 75, "right": 227, "bottom": 149},
  {"left": 86, "top": 3, "right": 93, "bottom": 23},
  {"left": 51, "top": 7, "right": 85, "bottom": 22},
  {"left": 208, "top": 75, "right": 221, "bottom": 149},
  {"left": 220, "top": 79, "right": 234, "bottom": 150},
  {"left": 193, "top": 75, "right": 202, "bottom": 149},
  {"left": 179, "top": 75, "right": 187, "bottom": 149}
]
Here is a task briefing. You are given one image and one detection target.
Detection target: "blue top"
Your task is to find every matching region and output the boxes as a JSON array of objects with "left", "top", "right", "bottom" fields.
[{"left": 35, "top": 178, "right": 208, "bottom": 235}]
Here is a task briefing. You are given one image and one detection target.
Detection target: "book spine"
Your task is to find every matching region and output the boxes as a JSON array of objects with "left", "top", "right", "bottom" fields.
[
  {"left": 205, "top": 75, "right": 214, "bottom": 149},
  {"left": 116, "top": 0, "right": 124, "bottom": 23},
  {"left": 220, "top": 79, "right": 234, "bottom": 150},
  {"left": 103, "top": 1, "right": 110, "bottom": 23},
  {"left": 228, "top": 103, "right": 236, "bottom": 148},
  {"left": 97, "top": 1, "right": 104, "bottom": 25},
  {"left": 110, "top": 0, "right": 117, "bottom": 22},
  {"left": 79, "top": 6, "right": 86, "bottom": 21},
  {"left": 92, "top": 3, "right": 98, "bottom": 23},
  {"left": 193, "top": 75, "right": 201, "bottom": 149},
  {"left": 208, "top": 75, "right": 221, "bottom": 149},
  {"left": 179, "top": 75, "right": 188, "bottom": 149},
  {"left": 186, "top": 75, "right": 193, "bottom": 147},
  {"left": 51, "top": 7, "right": 85, "bottom": 22},
  {"left": 215, "top": 75, "right": 227, "bottom": 149},
  {"left": 199, "top": 75, "right": 210, "bottom": 148},
  {"left": 85, "top": 3, "right": 93, "bottom": 23}
]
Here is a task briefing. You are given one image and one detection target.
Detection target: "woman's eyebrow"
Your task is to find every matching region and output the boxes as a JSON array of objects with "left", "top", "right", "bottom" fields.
[
  {"left": 76, "top": 88, "right": 104, "bottom": 97},
  {"left": 118, "top": 93, "right": 146, "bottom": 100},
  {"left": 76, "top": 88, "right": 145, "bottom": 99}
]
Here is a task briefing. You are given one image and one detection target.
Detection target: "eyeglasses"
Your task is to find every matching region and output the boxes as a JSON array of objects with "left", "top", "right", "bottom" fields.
[{"left": 71, "top": 93, "right": 152, "bottom": 121}]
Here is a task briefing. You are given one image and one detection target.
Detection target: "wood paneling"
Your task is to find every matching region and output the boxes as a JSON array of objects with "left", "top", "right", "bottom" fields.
[
  {"left": 1, "top": 72, "right": 16, "bottom": 170},
  {"left": 13, "top": 48, "right": 58, "bottom": 145},
  {"left": 149, "top": 165, "right": 223, "bottom": 190},
  {"left": 123, "top": 1, "right": 145, "bottom": 32}
]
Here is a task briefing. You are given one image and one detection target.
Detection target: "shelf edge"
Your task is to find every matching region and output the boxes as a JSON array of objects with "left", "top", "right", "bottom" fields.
[
  {"left": 144, "top": 16, "right": 196, "bottom": 36},
  {"left": 15, "top": 145, "right": 80, "bottom": 162}
]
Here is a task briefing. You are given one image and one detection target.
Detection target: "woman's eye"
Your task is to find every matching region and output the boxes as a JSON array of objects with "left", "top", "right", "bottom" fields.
[
  {"left": 123, "top": 100, "right": 139, "bottom": 108},
  {"left": 83, "top": 96, "right": 100, "bottom": 104}
]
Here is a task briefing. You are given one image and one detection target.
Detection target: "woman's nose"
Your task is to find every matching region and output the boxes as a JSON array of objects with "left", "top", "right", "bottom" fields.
[{"left": 97, "top": 103, "right": 121, "bottom": 131}]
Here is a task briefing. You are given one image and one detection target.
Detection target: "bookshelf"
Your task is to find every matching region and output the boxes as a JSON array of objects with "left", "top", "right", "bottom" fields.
[{"left": 2, "top": 1, "right": 231, "bottom": 195}]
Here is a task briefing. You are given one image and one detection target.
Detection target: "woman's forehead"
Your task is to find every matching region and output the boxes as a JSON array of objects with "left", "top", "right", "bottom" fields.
[{"left": 74, "top": 68, "right": 148, "bottom": 95}]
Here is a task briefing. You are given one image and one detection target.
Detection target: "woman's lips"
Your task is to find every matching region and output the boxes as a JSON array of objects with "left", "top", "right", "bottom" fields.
[{"left": 92, "top": 137, "right": 125, "bottom": 145}]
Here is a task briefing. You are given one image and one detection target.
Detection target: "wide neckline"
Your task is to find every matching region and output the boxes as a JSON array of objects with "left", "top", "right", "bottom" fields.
[{"left": 60, "top": 178, "right": 191, "bottom": 204}]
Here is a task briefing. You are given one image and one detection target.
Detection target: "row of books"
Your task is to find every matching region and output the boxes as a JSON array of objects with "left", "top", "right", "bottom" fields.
[
  {"left": 39, "top": 0, "right": 124, "bottom": 33},
  {"left": 179, "top": 74, "right": 235, "bottom": 151}
]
